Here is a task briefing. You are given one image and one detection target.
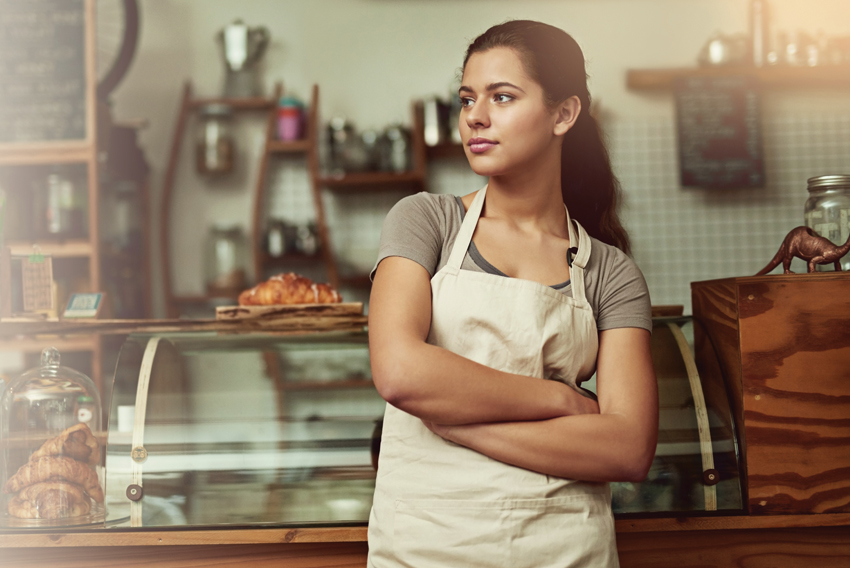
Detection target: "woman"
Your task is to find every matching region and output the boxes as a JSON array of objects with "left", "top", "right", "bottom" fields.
[{"left": 367, "top": 20, "right": 658, "bottom": 567}]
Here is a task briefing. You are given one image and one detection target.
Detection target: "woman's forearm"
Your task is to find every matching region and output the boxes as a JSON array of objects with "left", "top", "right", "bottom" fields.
[
  {"left": 373, "top": 338, "right": 597, "bottom": 425},
  {"left": 427, "top": 413, "right": 656, "bottom": 483}
]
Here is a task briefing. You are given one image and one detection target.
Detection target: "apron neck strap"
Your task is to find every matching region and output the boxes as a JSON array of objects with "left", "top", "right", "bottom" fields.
[
  {"left": 447, "top": 185, "right": 592, "bottom": 276},
  {"left": 446, "top": 185, "right": 487, "bottom": 270}
]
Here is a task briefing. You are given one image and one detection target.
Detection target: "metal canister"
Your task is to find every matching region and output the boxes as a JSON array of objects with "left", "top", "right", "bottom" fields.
[{"left": 804, "top": 175, "right": 850, "bottom": 271}]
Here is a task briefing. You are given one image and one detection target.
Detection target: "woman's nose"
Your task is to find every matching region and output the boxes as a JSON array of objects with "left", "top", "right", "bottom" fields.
[{"left": 465, "top": 100, "right": 490, "bottom": 129}]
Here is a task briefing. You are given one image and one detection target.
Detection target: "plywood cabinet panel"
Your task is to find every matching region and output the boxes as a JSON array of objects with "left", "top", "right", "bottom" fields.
[{"left": 692, "top": 273, "right": 850, "bottom": 515}]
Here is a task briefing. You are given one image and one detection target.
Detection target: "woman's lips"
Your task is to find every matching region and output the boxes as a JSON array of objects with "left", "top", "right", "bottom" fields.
[{"left": 468, "top": 137, "right": 498, "bottom": 154}]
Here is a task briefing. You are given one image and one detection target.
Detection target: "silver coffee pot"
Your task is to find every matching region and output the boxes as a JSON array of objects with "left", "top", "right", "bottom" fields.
[{"left": 216, "top": 19, "right": 270, "bottom": 98}]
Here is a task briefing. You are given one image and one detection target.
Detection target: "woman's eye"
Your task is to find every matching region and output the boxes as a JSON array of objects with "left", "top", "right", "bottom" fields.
[
  {"left": 459, "top": 97, "right": 474, "bottom": 108},
  {"left": 494, "top": 93, "right": 513, "bottom": 103}
]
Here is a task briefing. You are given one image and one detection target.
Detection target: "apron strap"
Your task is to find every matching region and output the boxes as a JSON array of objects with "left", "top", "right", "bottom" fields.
[{"left": 446, "top": 185, "right": 487, "bottom": 271}]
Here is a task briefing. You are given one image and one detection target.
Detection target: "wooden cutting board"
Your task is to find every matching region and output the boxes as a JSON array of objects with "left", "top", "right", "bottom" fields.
[{"left": 215, "top": 302, "right": 364, "bottom": 321}]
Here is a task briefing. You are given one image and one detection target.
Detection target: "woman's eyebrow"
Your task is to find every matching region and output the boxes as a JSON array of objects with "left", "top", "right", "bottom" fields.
[{"left": 458, "top": 81, "right": 527, "bottom": 95}]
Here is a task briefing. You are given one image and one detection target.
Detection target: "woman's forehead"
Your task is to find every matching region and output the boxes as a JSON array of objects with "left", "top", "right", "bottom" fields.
[{"left": 462, "top": 47, "right": 533, "bottom": 88}]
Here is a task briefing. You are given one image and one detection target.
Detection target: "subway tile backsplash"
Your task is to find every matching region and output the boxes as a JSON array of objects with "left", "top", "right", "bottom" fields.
[{"left": 265, "top": 115, "right": 849, "bottom": 315}]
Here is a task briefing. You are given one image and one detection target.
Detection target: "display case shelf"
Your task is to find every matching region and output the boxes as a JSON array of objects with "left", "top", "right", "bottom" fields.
[{"left": 268, "top": 140, "right": 311, "bottom": 154}]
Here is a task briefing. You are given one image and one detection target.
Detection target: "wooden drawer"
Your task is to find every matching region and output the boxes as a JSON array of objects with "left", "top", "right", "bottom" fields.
[{"left": 691, "top": 273, "right": 850, "bottom": 515}]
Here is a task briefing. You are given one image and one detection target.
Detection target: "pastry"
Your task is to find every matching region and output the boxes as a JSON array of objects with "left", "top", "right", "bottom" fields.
[
  {"left": 9, "top": 482, "right": 91, "bottom": 519},
  {"left": 3, "top": 456, "right": 104, "bottom": 503},
  {"left": 238, "top": 272, "right": 342, "bottom": 306},
  {"left": 29, "top": 422, "right": 101, "bottom": 466}
]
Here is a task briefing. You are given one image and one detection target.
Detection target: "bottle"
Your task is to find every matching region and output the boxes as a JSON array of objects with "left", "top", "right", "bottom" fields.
[{"left": 750, "top": 0, "right": 768, "bottom": 67}]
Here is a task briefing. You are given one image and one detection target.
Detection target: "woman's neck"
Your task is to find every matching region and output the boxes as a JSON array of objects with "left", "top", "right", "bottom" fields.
[{"left": 484, "top": 157, "right": 567, "bottom": 238}]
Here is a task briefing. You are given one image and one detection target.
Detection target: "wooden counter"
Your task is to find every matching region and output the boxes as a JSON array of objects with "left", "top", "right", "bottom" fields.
[{"left": 2, "top": 515, "right": 850, "bottom": 567}]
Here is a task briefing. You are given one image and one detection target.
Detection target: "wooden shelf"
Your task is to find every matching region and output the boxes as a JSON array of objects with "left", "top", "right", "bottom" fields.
[
  {"left": 0, "top": 335, "right": 97, "bottom": 353},
  {"left": 0, "top": 141, "right": 93, "bottom": 165},
  {"left": 189, "top": 97, "right": 276, "bottom": 110},
  {"left": 318, "top": 170, "right": 424, "bottom": 190},
  {"left": 627, "top": 64, "right": 850, "bottom": 90},
  {"left": 426, "top": 143, "right": 466, "bottom": 160},
  {"left": 281, "top": 378, "right": 374, "bottom": 391},
  {"left": 268, "top": 139, "right": 311, "bottom": 154},
  {"left": 6, "top": 240, "right": 93, "bottom": 258},
  {"left": 172, "top": 295, "right": 238, "bottom": 305}
]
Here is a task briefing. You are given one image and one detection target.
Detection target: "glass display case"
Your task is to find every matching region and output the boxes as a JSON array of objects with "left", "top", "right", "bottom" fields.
[
  {"left": 103, "top": 318, "right": 743, "bottom": 530},
  {"left": 1, "top": 348, "right": 105, "bottom": 528}
]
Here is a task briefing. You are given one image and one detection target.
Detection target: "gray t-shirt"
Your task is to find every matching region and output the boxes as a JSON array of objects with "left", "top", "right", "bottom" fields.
[{"left": 371, "top": 192, "right": 652, "bottom": 332}]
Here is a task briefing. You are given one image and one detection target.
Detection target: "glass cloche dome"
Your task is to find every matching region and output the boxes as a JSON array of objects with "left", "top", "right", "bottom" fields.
[{"left": 0, "top": 347, "right": 105, "bottom": 527}]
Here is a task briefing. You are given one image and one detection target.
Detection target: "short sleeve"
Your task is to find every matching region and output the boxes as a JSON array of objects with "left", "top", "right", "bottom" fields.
[
  {"left": 595, "top": 249, "right": 652, "bottom": 332},
  {"left": 370, "top": 192, "right": 444, "bottom": 281}
]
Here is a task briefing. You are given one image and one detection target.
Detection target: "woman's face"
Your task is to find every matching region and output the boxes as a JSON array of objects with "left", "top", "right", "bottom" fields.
[{"left": 459, "top": 47, "right": 565, "bottom": 178}]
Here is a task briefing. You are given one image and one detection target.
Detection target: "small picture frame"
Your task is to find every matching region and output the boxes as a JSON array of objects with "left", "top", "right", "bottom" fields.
[{"left": 63, "top": 292, "right": 105, "bottom": 319}]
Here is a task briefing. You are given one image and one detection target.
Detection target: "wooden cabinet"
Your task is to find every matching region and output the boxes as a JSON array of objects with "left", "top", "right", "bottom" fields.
[{"left": 692, "top": 272, "right": 850, "bottom": 515}]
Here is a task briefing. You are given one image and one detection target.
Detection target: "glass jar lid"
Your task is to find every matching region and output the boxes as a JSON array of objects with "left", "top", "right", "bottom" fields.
[
  {"left": 199, "top": 103, "right": 233, "bottom": 117},
  {"left": 807, "top": 175, "right": 850, "bottom": 191}
]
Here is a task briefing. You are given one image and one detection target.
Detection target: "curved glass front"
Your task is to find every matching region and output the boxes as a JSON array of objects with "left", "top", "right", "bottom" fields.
[{"left": 105, "top": 320, "right": 743, "bottom": 529}]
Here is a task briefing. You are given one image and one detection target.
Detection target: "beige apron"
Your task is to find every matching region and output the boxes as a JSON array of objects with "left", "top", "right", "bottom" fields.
[{"left": 368, "top": 185, "right": 619, "bottom": 568}]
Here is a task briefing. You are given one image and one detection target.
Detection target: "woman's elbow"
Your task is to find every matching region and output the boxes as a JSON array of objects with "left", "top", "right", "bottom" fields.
[
  {"left": 372, "top": 356, "right": 415, "bottom": 408},
  {"left": 619, "top": 436, "right": 657, "bottom": 483}
]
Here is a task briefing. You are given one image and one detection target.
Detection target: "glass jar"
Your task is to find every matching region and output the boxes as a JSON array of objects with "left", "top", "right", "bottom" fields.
[
  {"left": 196, "top": 104, "right": 235, "bottom": 175},
  {"left": 804, "top": 175, "right": 850, "bottom": 272},
  {"left": 205, "top": 224, "right": 248, "bottom": 296},
  {"left": 0, "top": 348, "right": 105, "bottom": 527}
]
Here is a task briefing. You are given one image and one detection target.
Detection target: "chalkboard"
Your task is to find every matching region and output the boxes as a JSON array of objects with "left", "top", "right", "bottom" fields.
[
  {"left": 675, "top": 75, "right": 764, "bottom": 189},
  {"left": 0, "top": 0, "right": 87, "bottom": 143}
]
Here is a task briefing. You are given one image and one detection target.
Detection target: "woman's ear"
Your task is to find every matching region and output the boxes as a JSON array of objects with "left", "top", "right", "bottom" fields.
[{"left": 554, "top": 96, "right": 582, "bottom": 136}]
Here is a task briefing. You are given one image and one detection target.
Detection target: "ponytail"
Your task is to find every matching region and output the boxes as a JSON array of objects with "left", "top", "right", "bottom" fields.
[
  {"left": 561, "top": 104, "right": 631, "bottom": 254},
  {"left": 464, "top": 20, "right": 631, "bottom": 254}
]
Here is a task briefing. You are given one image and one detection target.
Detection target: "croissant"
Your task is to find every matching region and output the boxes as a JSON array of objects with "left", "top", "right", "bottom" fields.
[
  {"left": 239, "top": 272, "right": 342, "bottom": 306},
  {"left": 29, "top": 423, "right": 101, "bottom": 466},
  {"left": 3, "top": 456, "right": 104, "bottom": 503},
  {"left": 9, "top": 482, "right": 92, "bottom": 519}
]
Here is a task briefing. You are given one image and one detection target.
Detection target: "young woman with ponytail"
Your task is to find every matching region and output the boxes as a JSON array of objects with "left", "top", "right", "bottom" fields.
[{"left": 367, "top": 20, "right": 657, "bottom": 567}]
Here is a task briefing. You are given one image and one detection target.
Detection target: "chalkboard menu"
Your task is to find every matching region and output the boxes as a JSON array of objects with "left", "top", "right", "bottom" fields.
[
  {"left": 0, "top": 0, "right": 87, "bottom": 143},
  {"left": 675, "top": 75, "right": 764, "bottom": 189}
]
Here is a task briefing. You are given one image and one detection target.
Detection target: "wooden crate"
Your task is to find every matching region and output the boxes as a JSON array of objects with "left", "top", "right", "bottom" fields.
[{"left": 691, "top": 272, "right": 850, "bottom": 515}]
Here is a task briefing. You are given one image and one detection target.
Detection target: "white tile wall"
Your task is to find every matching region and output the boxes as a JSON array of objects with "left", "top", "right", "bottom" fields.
[
  {"left": 610, "top": 113, "right": 850, "bottom": 312},
  {"left": 262, "top": 114, "right": 849, "bottom": 315}
]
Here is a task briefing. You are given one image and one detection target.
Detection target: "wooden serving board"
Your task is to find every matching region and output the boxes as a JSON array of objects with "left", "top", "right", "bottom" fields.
[{"left": 215, "top": 302, "right": 364, "bottom": 321}]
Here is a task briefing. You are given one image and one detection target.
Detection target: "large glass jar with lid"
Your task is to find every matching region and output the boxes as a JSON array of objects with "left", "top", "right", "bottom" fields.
[
  {"left": 205, "top": 224, "right": 248, "bottom": 296},
  {"left": 0, "top": 348, "right": 105, "bottom": 527},
  {"left": 196, "top": 103, "right": 235, "bottom": 175},
  {"left": 804, "top": 175, "right": 850, "bottom": 271}
]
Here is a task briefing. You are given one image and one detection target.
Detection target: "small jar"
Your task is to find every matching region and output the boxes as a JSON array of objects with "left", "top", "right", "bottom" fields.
[
  {"left": 804, "top": 175, "right": 850, "bottom": 272},
  {"left": 196, "top": 104, "right": 235, "bottom": 175},
  {"left": 205, "top": 224, "right": 248, "bottom": 296},
  {"left": 277, "top": 96, "right": 304, "bottom": 141}
]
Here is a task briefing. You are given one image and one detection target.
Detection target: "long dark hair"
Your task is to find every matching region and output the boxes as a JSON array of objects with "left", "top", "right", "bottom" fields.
[{"left": 464, "top": 20, "right": 631, "bottom": 254}]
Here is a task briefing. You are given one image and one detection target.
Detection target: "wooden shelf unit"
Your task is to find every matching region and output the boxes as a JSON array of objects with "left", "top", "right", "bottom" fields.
[
  {"left": 318, "top": 170, "right": 424, "bottom": 190},
  {"left": 161, "top": 82, "right": 284, "bottom": 318},
  {"left": 627, "top": 64, "right": 850, "bottom": 90}
]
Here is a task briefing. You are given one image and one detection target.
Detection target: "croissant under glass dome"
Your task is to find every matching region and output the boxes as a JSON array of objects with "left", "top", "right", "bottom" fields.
[{"left": 0, "top": 348, "right": 106, "bottom": 528}]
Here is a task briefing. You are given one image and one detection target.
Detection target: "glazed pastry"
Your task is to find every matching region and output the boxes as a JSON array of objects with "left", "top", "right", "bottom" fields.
[
  {"left": 238, "top": 272, "right": 342, "bottom": 305},
  {"left": 29, "top": 422, "right": 101, "bottom": 466},
  {"left": 9, "top": 482, "right": 91, "bottom": 519},
  {"left": 3, "top": 456, "right": 104, "bottom": 503}
]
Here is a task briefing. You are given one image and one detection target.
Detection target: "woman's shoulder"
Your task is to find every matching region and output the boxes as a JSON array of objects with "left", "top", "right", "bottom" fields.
[
  {"left": 584, "top": 236, "right": 652, "bottom": 332},
  {"left": 387, "top": 191, "right": 459, "bottom": 224}
]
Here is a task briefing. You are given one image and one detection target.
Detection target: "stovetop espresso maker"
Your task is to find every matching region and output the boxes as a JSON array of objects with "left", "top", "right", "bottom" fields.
[{"left": 217, "top": 19, "right": 269, "bottom": 98}]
